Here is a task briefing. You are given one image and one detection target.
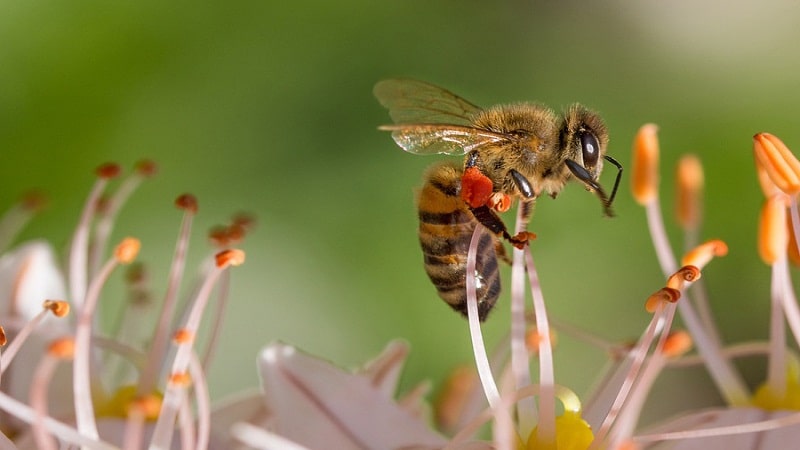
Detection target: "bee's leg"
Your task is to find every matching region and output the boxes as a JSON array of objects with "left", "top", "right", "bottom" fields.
[{"left": 469, "top": 205, "right": 535, "bottom": 249}]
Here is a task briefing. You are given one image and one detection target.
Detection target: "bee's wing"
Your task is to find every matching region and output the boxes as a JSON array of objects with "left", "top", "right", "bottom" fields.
[
  {"left": 379, "top": 124, "right": 507, "bottom": 155},
  {"left": 374, "top": 79, "right": 482, "bottom": 126}
]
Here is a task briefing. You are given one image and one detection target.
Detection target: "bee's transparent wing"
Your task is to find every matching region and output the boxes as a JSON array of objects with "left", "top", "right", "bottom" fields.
[
  {"left": 379, "top": 124, "right": 507, "bottom": 155},
  {"left": 374, "top": 78, "right": 483, "bottom": 126}
]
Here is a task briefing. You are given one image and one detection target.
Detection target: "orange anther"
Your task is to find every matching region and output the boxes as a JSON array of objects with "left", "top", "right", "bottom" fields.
[
  {"left": 675, "top": 154, "right": 704, "bottom": 230},
  {"left": 169, "top": 372, "right": 192, "bottom": 387},
  {"left": 173, "top": 329, "right": 194, "bottom": 344},
  {"left": 115, "top": 238, "right": 141, "bottom": 264},
  {"left": 753, "top": 133, "right": 800, "bottom": 195},
  {"left": 758, "top": 195, "right": 788, "bottom": 265},
  {"left": 215, "top": 249, "right": 245, "bottom": 268},
  {"left": 631, "top": 124, "right": 660, "bottom": 205},
  {"left": 131, "top": 394, "right": 162, "bottom": 420},
  {"left": 48, "top": 337, "right": 76, "bottom": 359},
  {"left": 681, "top": 239, "right": 728, "bottom": 269},
  {"left": 666, "top": 265, "right": 701, "bottom": 290},
  {"left": 645, "top": 287, "right": 681, "bottom": 313},
  {"left": 43, "top": 300, "right": 70, "bottom": 318},
  {"left": 662, "top": 330, "right": 693, "bottom": 357}
]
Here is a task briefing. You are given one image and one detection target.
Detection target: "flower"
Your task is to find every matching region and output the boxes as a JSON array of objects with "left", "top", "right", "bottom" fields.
[
  {"left": 210, "top": 339, "right": 448, "bottom": 449},
  {"left": 0, "top": 162, "right": 251, "bottom": 449}
]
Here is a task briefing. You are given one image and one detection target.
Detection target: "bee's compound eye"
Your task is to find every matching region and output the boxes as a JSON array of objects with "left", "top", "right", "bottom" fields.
[{"left": 580, "top": 131, "right": 600, "bottom": 168}]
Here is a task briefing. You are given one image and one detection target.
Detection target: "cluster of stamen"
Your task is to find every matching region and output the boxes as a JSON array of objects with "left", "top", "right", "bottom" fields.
[{"left": 0, "top": 161, "right": 251, "bottom": 448}]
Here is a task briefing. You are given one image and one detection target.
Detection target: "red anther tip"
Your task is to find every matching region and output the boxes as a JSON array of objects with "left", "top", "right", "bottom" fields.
[
  {"left": 135, "top": 160, "right": 158, "bottom": 178},
  {"left": 20, "top": 190, "right": 48, "bottom": 212},
  {"left": 0, "top": 326, "right": 6, "bottom": 346},
  {"left": 96, "top": 163, "right": 122, "bottom": 179},
  {"left": 225, "top": 224, "right": 246, "bottom": 244},
  {"left": 208, "top": 225, "right": 230, "bottom": 247},
  {"left": 232, "top": 212, "right": 257, "bottom": 231},
  {"left": 175, "top": 194, "right": 198, "bottom": 213}
]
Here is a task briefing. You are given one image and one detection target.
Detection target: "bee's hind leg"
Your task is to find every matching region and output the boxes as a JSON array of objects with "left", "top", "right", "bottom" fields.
[{"left": 469, "top": 205, "right": 535, "bottom": 249}]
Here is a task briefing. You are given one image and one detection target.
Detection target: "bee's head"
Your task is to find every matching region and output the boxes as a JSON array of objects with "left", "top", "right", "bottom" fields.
[{"left": 560, "top": 105, "right": 621, "bottom": 217}]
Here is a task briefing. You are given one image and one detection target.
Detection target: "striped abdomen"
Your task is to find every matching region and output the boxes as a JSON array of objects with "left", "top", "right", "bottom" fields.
[{"left": 417, "top": 162, "right": 501, "bottom": 321}]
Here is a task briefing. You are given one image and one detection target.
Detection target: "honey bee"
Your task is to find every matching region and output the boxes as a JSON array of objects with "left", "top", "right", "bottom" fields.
[{"left": 374, "top": 79, "right": 622, "bottom": 320}]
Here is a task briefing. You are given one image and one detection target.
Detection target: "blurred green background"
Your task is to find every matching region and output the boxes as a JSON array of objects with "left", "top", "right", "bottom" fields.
[{"left": 2, "top": 0, "right": 799, "bottom": 426}]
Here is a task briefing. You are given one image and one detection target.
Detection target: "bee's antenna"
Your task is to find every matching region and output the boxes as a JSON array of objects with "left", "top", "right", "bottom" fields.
[{"left": 603, "top": 155, "right": 623, "bottom": 207}]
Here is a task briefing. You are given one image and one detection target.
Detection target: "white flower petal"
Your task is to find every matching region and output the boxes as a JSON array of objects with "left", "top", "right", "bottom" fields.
[
  {"left": 0, "top": 241, "right": 68, "bottom": 328},
  {"left": 640, "top": 407, "right": 800, "bottom": 449},
  {"left": 258, "top": 342, "right": 447, "bottom": 450},
  {"left": 358, "top": 339, "right": 409, "bottom": 397},
  {"left": 209, "top": 390, "right": 273, "bottom": 447}
]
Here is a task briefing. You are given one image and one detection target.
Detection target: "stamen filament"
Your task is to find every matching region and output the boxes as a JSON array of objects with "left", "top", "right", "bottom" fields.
[
  {"left": 74, "top": 253, "right": 125, "bottom": 443},
  {"left": 138, "top": 196, "right": 196, "bottom": 397},
  {"left": 149, "top": 251, "right": 237, "bottom": 449},
  {"left": 464, "top": 226, "right": 501, "bottom": 410},
  {"left": 69, "top": 165, "right": 117, "bottom": 313},
  {"left": 0, "top": 391, "right": 117, "bottom": 450},
  {"left": 0, "top": 302, "right": 65, "bottom": 373},
  {"left": 89, "top": 161, "right": 156, "bottom": 278},
  {"left": 510, "top": 203, "right": 536, "bottom": 436},
  {"left": 524, "top": 248, "right": 556, "bottom": 448}
]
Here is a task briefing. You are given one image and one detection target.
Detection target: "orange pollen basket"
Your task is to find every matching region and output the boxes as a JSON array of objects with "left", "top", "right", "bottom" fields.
[{"left": 460, "top": 167, "right": 494, "bottom": 209}]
